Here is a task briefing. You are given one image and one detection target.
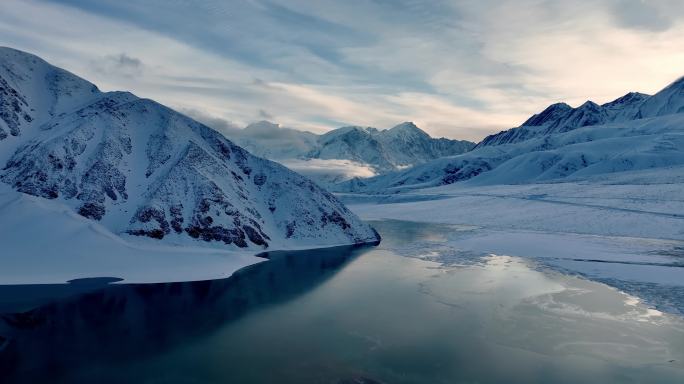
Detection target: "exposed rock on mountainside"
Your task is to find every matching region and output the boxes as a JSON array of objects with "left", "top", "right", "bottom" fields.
[{"left": 0, "top": 47, "right": 379, "bottom": 250}]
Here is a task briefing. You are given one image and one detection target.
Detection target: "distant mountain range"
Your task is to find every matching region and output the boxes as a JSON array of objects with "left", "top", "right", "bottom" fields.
[
  {"left": 216, "top": 120, "right": 474, "bottom": 185},
  {"left": 0, "top": 47, "right": 379, "bottom": 249},
  {"left": 477, "top": 77, "right": 684, "bottom": 147},
  {"left": 307, "top": 122, "right": 475, "bottom": 172},
  {"left": 336, "top": 75, "right": 684, "bottom": 193}
]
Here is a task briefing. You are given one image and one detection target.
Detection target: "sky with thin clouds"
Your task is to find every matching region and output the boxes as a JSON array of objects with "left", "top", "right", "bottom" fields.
[{"left": 1, "top": 0, "right": 683, "bottom": 141}]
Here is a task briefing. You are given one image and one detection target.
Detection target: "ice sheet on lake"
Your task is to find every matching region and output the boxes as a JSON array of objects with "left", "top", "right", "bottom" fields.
[{"left": 350, "top": 177, "right": 684, "bottom": 314}]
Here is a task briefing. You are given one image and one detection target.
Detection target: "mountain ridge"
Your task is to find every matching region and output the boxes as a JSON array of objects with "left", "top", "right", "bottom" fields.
[{"left": 477, "top": 77, "right": 684, "bottom": 148}]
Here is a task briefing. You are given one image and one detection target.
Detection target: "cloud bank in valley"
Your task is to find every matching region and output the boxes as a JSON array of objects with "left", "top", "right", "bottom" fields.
[{"left": 280, "top": 159, "right": 377, "bottom": 181}]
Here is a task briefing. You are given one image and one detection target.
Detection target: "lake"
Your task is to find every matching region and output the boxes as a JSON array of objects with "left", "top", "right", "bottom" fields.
[{"left": 1, "top": 220, "right": 683, "bottom": 383}]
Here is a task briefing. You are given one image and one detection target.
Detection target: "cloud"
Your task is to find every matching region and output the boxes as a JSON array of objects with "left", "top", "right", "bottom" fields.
[
  {"left": 2, "top": 0, "right": 684, "bottom": 142},
  {"left": 610, "top": 0, "right": 681, "bottom": 32},
  {"left": 258, "top": 109, "right": 273, "bottom": 120},
  {"left": 176, "top": 112, "right": 317, "bottom": 158},
  {"left": 110, "top": 53, "right": 141, "bottom": 69},
  {"left": 280, "top": 159, "right": 377, "bottom": 180},
  {"left": 179, "top": 108, "right": 241, "bottom": 135},
  {"left": 91, "top": 53, "right": 143, "bottom": 77}
]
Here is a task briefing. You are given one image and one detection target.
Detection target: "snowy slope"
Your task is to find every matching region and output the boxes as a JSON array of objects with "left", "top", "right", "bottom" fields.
[{"left": 0, "top": 47, "right": 379, "bottom": 251}]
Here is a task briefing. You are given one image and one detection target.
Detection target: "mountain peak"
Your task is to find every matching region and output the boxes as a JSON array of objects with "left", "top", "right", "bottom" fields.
[
  {"left": 603, "top": 92, "right": 650, "bottom": 108},
  {"left": 385, "top": 122, "right": 429, "bottom": 138},
  {"left": 322, "top": 125, "right": 372, "bottom": 138},
  {"left": 522, "top": 102, "right": 572, "bottom": 126},
  {"left": 578, "top": 100, "right": 600, "bottom": 110},
  {"left": 390, "top": 121, "right": 419, "bottom": 130},
  {"left": 659, "top": 75, "right": 684, "bottom": 94},
  {"left": 632, "top": 75, "right": 684, "bottom": 118},
  {"left": 0, "top": 47, "right": 101, "bottom": 140},
  {"left": 245, "top": 120, "right": 279, "bottom": 131},
  {"left": 670, "top": 75, "right": 684, "bottom": 87},
  {"left": 0, "top": 46, "right": 45, "bottom": 64}
]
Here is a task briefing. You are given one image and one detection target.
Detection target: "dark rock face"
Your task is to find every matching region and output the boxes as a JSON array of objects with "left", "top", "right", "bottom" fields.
[
  {"left": 441, "top": 159, "right": 493, "bottom": 185},
  {"left": 78, "top": 202, "right": 105, "bottom": 221},
  {"left": 253, "top": 173, "right": 267, "bottom": 186},
  {"left": 126, "top": 141, "right": 273, "bottom": 248},
  {"left": 169, "top": 204, "right": 184, "bottom": 233},
  {"left": 243, "top": 225, "right": 268, "bottom": 246},
  {"left": 322, "top": 211, "right": 350, "bottom": 230},
  {"left": 128, "top": 206, "right": 169, "bottom": 238},
  {"left": 0, "top": 76, "right": 32, "bottom": 139},
  {"left": 2, "top": 93, "right": 135, "bottom": 223}
]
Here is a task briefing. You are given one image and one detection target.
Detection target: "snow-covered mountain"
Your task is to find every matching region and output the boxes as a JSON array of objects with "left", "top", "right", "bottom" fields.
[
  {"left": 477, "top": 77, "right": 684, "bottom": 148},
  {"left": 336, "top": 76, "right": 684, "bottom": 193},
  {"left": 219, "top": 119, "right": 473, "bottom": 169},
  {"left": 0, "top": 47, "right": 379, "bottom": 250},
  {"left": 309, "top": 122, "right": 474, "bottom": 172}
]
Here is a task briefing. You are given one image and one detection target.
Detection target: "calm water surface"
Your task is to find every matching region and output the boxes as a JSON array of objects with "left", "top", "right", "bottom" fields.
[{"left": 1, "top": 220, "right": 683, "bottom": 383}]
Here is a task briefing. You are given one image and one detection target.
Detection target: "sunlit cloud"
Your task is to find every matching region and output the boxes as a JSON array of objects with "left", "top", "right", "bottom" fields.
[
  {"left": 280, "top": 159, "right": 377, "bottom": 181},
  {"left": 1, "top": 0, "right": 683, "bottom": 141}
]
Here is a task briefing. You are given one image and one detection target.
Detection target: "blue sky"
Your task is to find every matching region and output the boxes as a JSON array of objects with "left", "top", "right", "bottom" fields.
[{"left": 2, "top": 0, "right": 684, "bottom": 140}]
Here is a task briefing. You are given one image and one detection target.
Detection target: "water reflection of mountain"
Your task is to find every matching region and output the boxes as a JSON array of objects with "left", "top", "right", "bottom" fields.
[{"left": 0, "top": 244, "right": 372, "bottom": 383}]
